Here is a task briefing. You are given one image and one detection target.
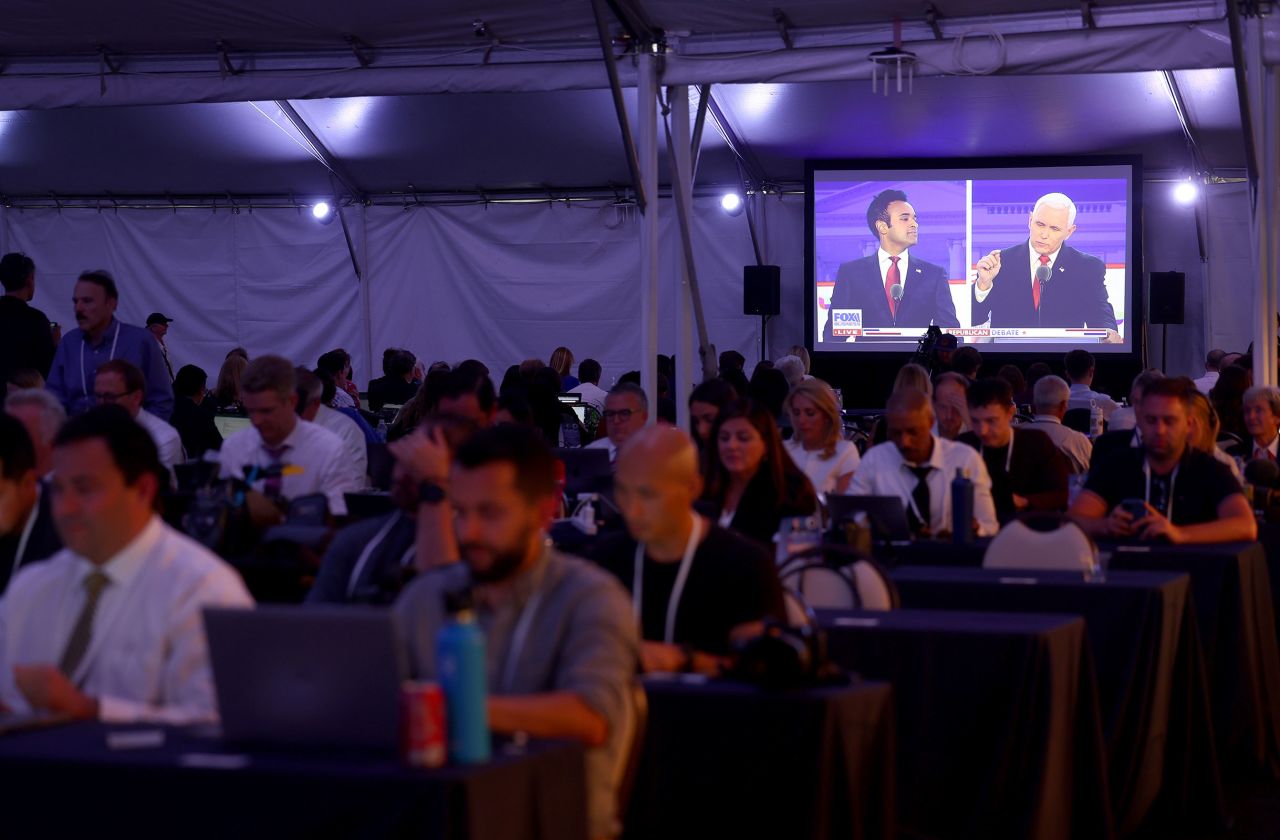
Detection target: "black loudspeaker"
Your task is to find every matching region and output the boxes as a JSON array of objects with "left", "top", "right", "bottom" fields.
[
  {"left": 1148, "top": 271, "right": 1186, "bottom": 325},
  {"left": 744, "top": 265, "right": 781, "bottom": 316}
]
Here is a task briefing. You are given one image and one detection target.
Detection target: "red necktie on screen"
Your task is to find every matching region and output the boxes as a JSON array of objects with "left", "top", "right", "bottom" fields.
[
  {"left": 885, "top": 256, "right": 900, "bottom": 319},
  {"left": 1034, "top": 254, "right": 1049, "bottom": 310}
]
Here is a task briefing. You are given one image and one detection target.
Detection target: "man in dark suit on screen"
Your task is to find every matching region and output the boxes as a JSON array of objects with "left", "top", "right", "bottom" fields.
[
  {"left": 971, "top": 192, "right": 1121, "bottom": 343},
  {"left": 821, "top": 189, "right": 960, "bottom": 344}
]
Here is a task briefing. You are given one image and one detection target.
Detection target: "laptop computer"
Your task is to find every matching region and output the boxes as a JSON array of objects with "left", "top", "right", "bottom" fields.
[
  {"left": 213, "top": 415, "right": 253, "bottom": 438},
  {"left": 204, "top": 606, "right": 407, "bottom": 752},
  {"left": 826, "top": 495, "right": 912, "bottom": 543},
  {"left": 556, "top": 447, "right": 612, "bottom": 496}
]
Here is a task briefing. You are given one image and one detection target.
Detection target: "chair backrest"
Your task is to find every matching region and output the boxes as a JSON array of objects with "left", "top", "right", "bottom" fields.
[
  {"left": 778, "top": 545, "right": 899, "bottom": 620},
  {"left": 615, "top": 680, "right": 648, "bottom": 825},
  {"left": 982, "top": 518, "right": 1096, "bottom": 571},
  {"left": 1061, "top": 407, "right": 1092, "bottom": 434}
]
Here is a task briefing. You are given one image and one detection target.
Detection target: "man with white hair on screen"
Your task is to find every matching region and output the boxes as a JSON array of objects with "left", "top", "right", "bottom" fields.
[{"left": 971, "top": 192, "right": 1120, "bottom": 343}]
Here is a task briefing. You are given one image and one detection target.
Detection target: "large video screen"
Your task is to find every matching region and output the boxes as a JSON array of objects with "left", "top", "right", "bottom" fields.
[{"left": 808, "top": 160, "right": 1138, "bottom": 355}]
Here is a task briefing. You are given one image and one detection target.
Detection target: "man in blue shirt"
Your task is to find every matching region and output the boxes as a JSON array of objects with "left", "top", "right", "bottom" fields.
[{"left": 45, "top": 270, "right": 173, "bottom": 420}]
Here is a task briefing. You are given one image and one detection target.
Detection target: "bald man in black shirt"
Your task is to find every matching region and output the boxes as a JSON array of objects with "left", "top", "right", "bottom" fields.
[{"left": 592, "top": 426, "right": 785, "bottom": 674}]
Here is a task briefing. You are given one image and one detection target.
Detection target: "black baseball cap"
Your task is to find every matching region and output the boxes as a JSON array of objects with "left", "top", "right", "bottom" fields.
[{"left": 146, "top": 312, "right": 173, "bottom": 326}]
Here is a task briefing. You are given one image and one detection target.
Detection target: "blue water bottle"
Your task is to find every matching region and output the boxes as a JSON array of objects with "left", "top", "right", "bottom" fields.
[
  {"left": 436, "top": 589, "right": 491, "bottom": 764},
  {"left": 951, "top": 468, "right": 974, "bottom": 545}
]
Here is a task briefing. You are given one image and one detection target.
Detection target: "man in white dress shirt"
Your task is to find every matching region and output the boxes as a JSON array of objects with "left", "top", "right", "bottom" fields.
[
  {"left": 1064, "top": 349, "right": 1119, "bottom": 420},
  {"left": 0, "top": 406, "right": 252, "bottom": 723},
  {"left": 295, "top": 367, "right": 368, "bottom": 488},
  {"left": 1021, "top": 375, "right": 1093, "bottom": 474},
  {"left": 94, "top": 359, "right": 185, "bottom": 484},
  {"left": 218, "top": 355, "right": 362, "bottom": 517},
  {"left": 849, "top": 389, "right": 998, "bottom": 537}
]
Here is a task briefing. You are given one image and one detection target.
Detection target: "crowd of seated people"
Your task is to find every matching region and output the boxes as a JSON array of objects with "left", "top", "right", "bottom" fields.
[{"left": 2, "top": 249, "right": 1276, "bottom": 840}]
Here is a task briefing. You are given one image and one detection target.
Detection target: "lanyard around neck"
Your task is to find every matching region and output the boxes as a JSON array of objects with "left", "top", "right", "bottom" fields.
[
  {"left": 1143, "top": 460, "right": 1179, "bottom": 521},
  {"left": 980, "top": 432, "right": 1015, "bottom": 473},
  {"left": 501, "top": 541, "right": 551, "bottom": 693},
  {"left": 80, "top": 321, "right": 121, "bottom": 401},
  {"left": 633, "top": 513, "right": 703, "bottom": 645}
]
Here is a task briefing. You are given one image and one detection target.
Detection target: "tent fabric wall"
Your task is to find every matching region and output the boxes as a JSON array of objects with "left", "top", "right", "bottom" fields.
[
  {"left": 0, "top": 208, "right": 365, "bottom": 384},
  {"left": 0, "top": 185, "right": 1244, "bottom": 395}
]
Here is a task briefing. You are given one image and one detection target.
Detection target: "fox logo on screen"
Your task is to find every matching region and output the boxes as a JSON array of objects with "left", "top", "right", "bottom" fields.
[{"left": 830, "top": 309, "right": 863, "bottom": 338}]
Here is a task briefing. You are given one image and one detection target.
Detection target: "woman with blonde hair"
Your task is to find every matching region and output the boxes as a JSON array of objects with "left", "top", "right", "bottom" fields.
[
  {"left": 893, "top": 363, "right": 933, "bottom": 398},
  {"left": 783, "top": 379, "right": 860, "bottom": 495},
  {"left": 549, "top": 346, "right": 578, "bottom": 390},
  {"left": 214, "top": 353, "right": 249, "bottom": 413},
  {"left": 1188, "top": 387, "right": 1243, "bottom": 482}
]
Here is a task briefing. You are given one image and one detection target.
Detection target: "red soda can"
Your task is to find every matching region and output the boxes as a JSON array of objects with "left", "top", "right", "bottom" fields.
[{"left": 401, "top": 681, "right": 446, "bottom": 768}]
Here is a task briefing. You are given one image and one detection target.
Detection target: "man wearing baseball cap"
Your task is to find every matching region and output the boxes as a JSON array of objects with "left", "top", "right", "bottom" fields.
[{"left": 146, "top": 312, "right": 175, "bottom": 383}]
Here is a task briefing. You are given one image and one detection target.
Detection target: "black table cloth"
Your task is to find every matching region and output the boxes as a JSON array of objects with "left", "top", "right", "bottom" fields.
[
  {"left": 1106, "top": 542, "right": 1280, "bottom": 776},
  {"left": 627, "top": 677, "right": 895, "bottom": 840},
  {"left": 888, "top": 566, "right": 1224, "bottom": 836},
  {"left": 816, "top": 608, "right": 1113, "bottom": 840},
  {"left": 891, "top": 538, "right": 1280, "bottom": 776},
  {"left": 0, "top": 723, "right": 587, "bottom": 840}
]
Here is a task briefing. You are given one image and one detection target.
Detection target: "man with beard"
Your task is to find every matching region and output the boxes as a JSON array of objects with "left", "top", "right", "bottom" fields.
[
  {"left": 395, "top": 424, "right": 638, "bottom": 840},
  {"left": 1069, "top": 377, "right": 1254, "bottom": 543},
  {"left": 306, "top": 414, "right": 477, "bottom": 604}
]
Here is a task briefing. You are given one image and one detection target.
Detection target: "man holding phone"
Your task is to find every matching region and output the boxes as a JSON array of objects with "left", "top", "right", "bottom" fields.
[{"left": 1069, "top": 377, "right": 1255, "bottom": 544}]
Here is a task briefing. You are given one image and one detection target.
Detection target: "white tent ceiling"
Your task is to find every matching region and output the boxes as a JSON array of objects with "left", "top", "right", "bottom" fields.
[{"left": 0, "top": 0, "right": 1257, "bottom": 199}]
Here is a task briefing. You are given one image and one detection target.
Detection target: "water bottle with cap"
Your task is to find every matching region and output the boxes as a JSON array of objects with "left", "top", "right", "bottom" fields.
[
  {"left": 436, "top": 588, "right": 490, "bottom": 764},
  {"left": 951, "top": 468, "right": 974, "bottom": 544},
  {"left": 1089, "top": 399, "right": 1103, "bottom": 440}
]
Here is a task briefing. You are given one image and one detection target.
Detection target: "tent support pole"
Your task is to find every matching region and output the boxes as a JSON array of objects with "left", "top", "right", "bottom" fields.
[
  {"left": 591, "top": 0, "right": 647, "bottom": 212},
  {"left": 358, "top": 205, "right": 374, "bottom": 384},
  {"left": 273, "top": 100, "right": 366, "bottom": 202},
  {"left": 690, "top": 84, "right": 710, "bottom": 184},
  {"left": 665, "top": 87, "right": 716, "bottom": 388},
  {"left": 669, "top": 86, "right": 696, "bottom": 429},
  {"left": 638, "top": 49, "right": 660, "bottom": 425},
  {"left": 1245, "top": 17, "right": 1277, "bottom": 386}
]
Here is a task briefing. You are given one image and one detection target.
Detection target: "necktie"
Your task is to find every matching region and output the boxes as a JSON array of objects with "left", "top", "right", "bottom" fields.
[
  {"left": 59, "top": 571, "right": 111, "bottom": 679},
  {"left": 263, "top": 445, "right": 289, "bottom": 498},
  {"left": 885, "top": 256, "right": 901, "bottom": 320},
  {"left": 1256, "top": 447, "right": 1276, "bottom": 462},
  {"left": 906, "top": 465, "right": 932, "bottom": 535},
  {"left": 1034, "top": 255, "right": 1049, "bottom": 310}
]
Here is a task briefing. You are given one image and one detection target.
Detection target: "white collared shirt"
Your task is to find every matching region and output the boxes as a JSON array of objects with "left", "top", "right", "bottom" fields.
[
  {"left": 218, "top": 418, "right": 362, "bottom": 516},
  {"left": 973, "top": 242, "right": 1060, "bottom": 304},
  {"left": 1067, "top": 383, "right": 1120, "bottom": 420},
  {"left": 314, "top": 405, "right": 369, "bottom": 487},
  {"left": 586, "top": 436, "right": 618, "bottom": 463},
  {"left": 136, "top": 408, "right": 186, "bottom": 483},
  {"left": 784, "top": 438, "right": 861, "bottom": 495},
  {"left": 1022, "top": 414, "right": 1093, "bottom": 475},
  {"left": 878, "top": 247, "right": 910, "bottom": 293},
  {"left": 1252, "top": 434, "right": 1279, "bottom": 461},
  {"left": 1193, "top": 371, "right": 1219, "bottom": 395},
  {"left": 0, "top": 516, "right": 253, "bottom": 723},
  {"left": 847, "top": 435, "right": 999, "bottom": 536}
]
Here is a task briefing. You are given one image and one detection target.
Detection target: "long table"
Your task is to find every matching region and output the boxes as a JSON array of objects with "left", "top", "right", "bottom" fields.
[
  {"left": 888, "top": 566, "right": 1224, "bottom": 835},
  {"left": 816, "top": 608, "right": 1113, "bottom": 840},
  {"left": 0, "top": 723, "right": 588, "bottom": 840},
  {"left": 628, "top": 677, "right": 896, "bottom": 840},
  {"left": 890, "top": 538, "right": 1280, "bottom": 776}
]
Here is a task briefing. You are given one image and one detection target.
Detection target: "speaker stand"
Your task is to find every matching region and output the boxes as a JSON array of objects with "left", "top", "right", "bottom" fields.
[
  {"left": 760, "top": 314, "right": 772, "bottom": 363},
  {"left": 1161, "top": 323, "right": 1168, "bottom": 373}
]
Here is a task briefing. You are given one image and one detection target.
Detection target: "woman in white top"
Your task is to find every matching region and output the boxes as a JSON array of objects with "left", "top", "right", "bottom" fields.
[{"left": 783, "top": 379, "right": 860, "bottom": 495}]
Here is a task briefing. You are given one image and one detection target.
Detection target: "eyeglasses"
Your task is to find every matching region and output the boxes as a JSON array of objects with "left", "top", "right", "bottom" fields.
[
  {"left": 603, "top": 409, "right": 635, "bottom": 422},
  {"left": 94, "top": 390, "right": 134, "bottom": 404}
]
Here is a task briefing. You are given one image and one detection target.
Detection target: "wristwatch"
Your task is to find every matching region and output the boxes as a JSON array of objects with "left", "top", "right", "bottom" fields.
[{"left": 417, "top": 481, "right": 447, "bottom": 505}]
